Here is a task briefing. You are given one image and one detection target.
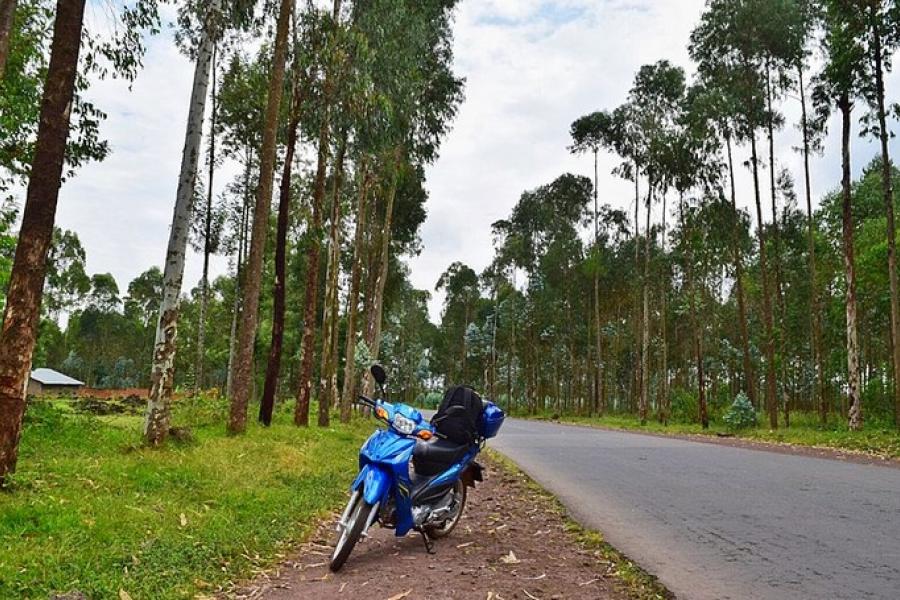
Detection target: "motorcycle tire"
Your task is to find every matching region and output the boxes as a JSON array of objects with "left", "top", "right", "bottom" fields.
[
  {"left": 329, "top": 496, "right": 373, "bottom": 572},
  {"left": 424, "top": 480, "right": 467, "bottom": 539}
]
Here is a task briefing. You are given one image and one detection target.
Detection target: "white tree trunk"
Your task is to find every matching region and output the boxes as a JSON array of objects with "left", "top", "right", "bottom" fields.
[{"left": 144, "top": 0, "right": 224, "bottom": 445}]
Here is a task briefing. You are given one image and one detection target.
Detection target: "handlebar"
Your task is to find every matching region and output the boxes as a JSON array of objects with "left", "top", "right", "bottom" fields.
[{"left": 356, "top": 394, "right": 376, "bottom": 407}]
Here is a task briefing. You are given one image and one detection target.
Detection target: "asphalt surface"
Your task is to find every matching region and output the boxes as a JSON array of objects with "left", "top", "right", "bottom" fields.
[{"left": 489, "top": 417, "right": 900, "bottom": 600}]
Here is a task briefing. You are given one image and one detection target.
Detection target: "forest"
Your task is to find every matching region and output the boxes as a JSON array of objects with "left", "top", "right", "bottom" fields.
[{"left": 2, "top": 0, "right": 900, "bottom": 485}]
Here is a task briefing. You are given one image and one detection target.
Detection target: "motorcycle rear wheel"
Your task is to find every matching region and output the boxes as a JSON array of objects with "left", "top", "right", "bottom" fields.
[
  {"left": 329, "top": 496, "right": 373, "bottom": 572},
  {"left": 424, "top": 480, "right": 467, "bottom": 539}
]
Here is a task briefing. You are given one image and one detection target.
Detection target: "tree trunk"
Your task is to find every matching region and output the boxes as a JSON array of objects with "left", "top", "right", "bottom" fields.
[
  {"left": 750, "top": 133, "right": 778, "bottom": 429},
  {"left": 640, "top": 181, "right": 652, "bottom": 425},
  {"left": 798, "top": 65, "right": 826, "bottom": 424},
  {"left": 0, "top": 0, "right": 16, "bottom": 82},
  {"left": 726, "top": 134, "right": 756, "bottom": 408},
  {"left": 593, "top": 150, "right": 603, "bottom": 416},
  {"left": 632, "top": 169, "right": 641, "bottom": 412},
  {"left": 226, "top": 151, "right": 251, "bottom": 400},
  {"left": 259, "top": 77, "right": 303, "bottom": 426},
  {"left": 365, "top": 163, "right": 399, "bottom": 372},
  {"left": 682, "top": 197, "right": 707, "bottom": 429},
  {"left": 145, "top": 0, "right": 223, "bottom": 445},
  {"left": 839, "top": 95, "right": 863, "bottom": 431},
  {"left": 340, "top": 163, "right": 371, "bottom": 422},
  {"left": 871, "top": 14, "right": 900, "bottom": 429},
  {"left": 0, "top": 0, "right": 85, "bottom": 482},
  {"left": 319, "top": 137, "right": 347, "bottom": 427},
  {"left": 294, "top": 120, "right": 331, "bottom": 427},
  {"left": 766, "top": 63, "right": 790, "bottom": 427},
  {"left": 659, "top": 193, "right": 669, "bottom": 424},
  {"left": 196, "top": 45, "right": 218, "bottom": 394},
  {"left": 227, "top": 0, "right": 293, "bottom": 434}
]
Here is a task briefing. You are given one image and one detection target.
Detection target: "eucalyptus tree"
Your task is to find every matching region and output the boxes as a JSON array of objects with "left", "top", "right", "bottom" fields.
[
  {"left": 358, "top": 0, "right": 463, "bottom": 390},
  {"left": 626, "top": 60, "right": 686, "bottom": 424},
  {"left": 146, "top": 0, "right": 256, "bottom": 444},
  {"left": 259, "top": 7, "right": 334, "bottom": 427},
  {"left": 228, "top": 0, "right": 294, "bottom": 435},
  {"left": 793, "top": 0, "right": 827, "bottom": 423},
  {"left": 683, "top": 78, "right": 757, "bottom": 408},
  {"left": 0, "top": 0, "right": 159, "bottom": 481},
  {"left": 193, "top": 47, "right": 223, "bottom": 393},
  {"left": 326, "top": 0, "right": 462, "bottom": 415},
  {"left": 569, "top": 111, "right": 615, "bottom": 413},
  {"left": 294, "top": 0, "right": 349, "bottom": 428},
  {"left": 436, "top": 262, "right": 480, "bottom": 384},
  {"left": 691, "top": 0, "right": 779, "bottom": 427},
  {"left": 814, "top": 0, "right": 869, "bottom": 430},
  {"left": 859, "top": 0, "right": 900, "bottom": 427},
  {"left": 214, "top": 49, "right": 267, "bottom": 399}
]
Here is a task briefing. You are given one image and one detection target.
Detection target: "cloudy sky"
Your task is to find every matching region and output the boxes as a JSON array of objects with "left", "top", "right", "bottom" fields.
[{"left": 60, "top": 0, "right": 899, "bottom": 322}]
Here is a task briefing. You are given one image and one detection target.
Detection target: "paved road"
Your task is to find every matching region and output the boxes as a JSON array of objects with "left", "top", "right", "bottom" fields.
[{"left": 489, "top": 418, "right": 900, "bottom": 600}]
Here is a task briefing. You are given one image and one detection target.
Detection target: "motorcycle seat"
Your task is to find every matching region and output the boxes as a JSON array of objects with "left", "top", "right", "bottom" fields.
[{"left": 412, "top": 438, "right": 469, "bottom": 476}]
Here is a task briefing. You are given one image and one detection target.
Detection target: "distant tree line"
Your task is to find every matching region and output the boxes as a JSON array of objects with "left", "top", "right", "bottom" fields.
[{"left": 429, "top": 0, "right": 900, "bottom": 434}]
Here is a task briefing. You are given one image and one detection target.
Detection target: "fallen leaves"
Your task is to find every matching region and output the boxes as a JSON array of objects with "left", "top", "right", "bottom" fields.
[
  {"left": 386, "top": 591, "right": 411, "bottom": 600},
  {"left": 118, "top": 591, "right": 133, "bottom": 600},
  {"left": 499, "top": 550, "right": 520, "bottom": 564}
]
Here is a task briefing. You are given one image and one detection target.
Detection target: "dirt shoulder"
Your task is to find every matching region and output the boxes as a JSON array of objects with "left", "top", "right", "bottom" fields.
[{"left": 223, "top": 456, "right": 663, "bottom": 600}]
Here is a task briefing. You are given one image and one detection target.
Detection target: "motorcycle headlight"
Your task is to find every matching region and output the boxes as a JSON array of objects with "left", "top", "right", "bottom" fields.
[{"left": 392, "top": 414, "right": 416, "bottom": 435}]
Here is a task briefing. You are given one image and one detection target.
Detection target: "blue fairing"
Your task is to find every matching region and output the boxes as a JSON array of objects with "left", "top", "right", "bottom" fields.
[{"left": 349, "top": 401, "right": 484, "bottom": 537}]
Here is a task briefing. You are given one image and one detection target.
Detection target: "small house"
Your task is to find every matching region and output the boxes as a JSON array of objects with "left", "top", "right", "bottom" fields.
[{"left": 28, "top": 368, "right": 85, "bottom": 397}]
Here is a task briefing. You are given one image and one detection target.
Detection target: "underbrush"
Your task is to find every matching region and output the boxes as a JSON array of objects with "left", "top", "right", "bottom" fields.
[{"left": 1, "top": 396, "right": 370, "bottom": 599}]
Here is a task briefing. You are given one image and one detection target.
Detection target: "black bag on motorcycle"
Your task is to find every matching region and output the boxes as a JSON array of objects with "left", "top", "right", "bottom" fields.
[{"left": 432, "top": 385, "right": 483, "bottom": 446}]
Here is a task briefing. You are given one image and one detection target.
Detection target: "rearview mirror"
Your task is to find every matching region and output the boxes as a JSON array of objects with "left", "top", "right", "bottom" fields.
[{"left": 370, "top": 364, "right": 387, "bottom": 385}]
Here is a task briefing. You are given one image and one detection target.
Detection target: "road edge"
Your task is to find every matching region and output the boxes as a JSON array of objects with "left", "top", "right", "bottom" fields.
[
  {"left": 486, "top": 448, "right": 674, "bottom": 600},
  {"left": 522, "top": 417, "right": 900, "bottom": 469}
]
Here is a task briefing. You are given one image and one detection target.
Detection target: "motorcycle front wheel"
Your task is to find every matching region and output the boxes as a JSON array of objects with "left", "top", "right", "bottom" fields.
[
  {"left": 424, "top": 479, "right": 467, "bottom": 539},
  {"left": 329, "top": 495, "right": 374, "bottom": 572}
]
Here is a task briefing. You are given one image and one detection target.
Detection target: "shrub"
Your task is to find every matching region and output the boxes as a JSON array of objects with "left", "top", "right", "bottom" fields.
[
  {"left": 669, "top": 388, "right": 699, "bottom": 424},
  {"left": 723, "top": 392, "right": 757, "bottom": 431}
]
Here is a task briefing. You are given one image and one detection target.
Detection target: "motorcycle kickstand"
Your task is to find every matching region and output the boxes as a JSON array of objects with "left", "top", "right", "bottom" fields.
[{"left": 418, "top": 529, "right": 436, "bottom": 554}]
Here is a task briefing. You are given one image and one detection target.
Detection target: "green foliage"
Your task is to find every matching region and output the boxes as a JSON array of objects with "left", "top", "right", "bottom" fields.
[
  {"left": 723, "top": 392, "right": 758, "bottom": 430},
  {"left": 0, "top": 398, "right": 370, "bottom": 599}
]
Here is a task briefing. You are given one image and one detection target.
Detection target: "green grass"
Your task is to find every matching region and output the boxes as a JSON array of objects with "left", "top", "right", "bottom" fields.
[
  {"left": 522, "top": 411, "right": 900, "bottom": 459},
  {"left": 0, "top": 397, "right": 371, "bottom": 599}
]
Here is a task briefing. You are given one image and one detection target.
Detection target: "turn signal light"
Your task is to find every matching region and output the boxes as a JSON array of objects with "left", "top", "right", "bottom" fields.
[
  {"left": 375, "top": 407, "right": 388, "bottom": 420},
  {"left": 417, "top": 429, "right": 433, "bottom": 440}
]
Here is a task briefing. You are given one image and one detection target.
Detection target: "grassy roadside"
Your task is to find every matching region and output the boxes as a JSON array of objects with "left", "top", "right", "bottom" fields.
[
  {"left": 486, "top": 449, "right": 672, "bottom": 600},
  {"left": 0, "top": 397, "right": 370, "bottom": 599},
  {"left": 520, "top": 411, "right": 900, "bottom": 460}
]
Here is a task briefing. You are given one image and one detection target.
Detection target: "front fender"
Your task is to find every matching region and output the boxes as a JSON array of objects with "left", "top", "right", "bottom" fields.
[{"left": 352, "top": 464, "right": 391, "bottom": 505}]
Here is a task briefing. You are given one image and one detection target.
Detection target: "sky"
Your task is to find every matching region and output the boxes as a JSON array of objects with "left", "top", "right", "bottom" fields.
[{"left": 56, "top": 0, "right": 900, "bottom": 323}]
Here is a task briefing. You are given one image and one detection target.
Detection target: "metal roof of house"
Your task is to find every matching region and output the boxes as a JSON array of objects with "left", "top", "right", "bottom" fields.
[{"left": 30, "top": 368, "right": 84, "bottom": 386}]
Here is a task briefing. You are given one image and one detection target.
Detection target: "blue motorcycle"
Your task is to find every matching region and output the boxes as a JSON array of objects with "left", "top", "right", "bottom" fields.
[{"left": 329, "top": 365, "right": 504, "bottom": 572}]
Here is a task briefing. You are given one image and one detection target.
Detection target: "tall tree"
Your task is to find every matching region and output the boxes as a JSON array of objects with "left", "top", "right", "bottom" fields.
[
  {"left": 228, "top": 0, "right": 294, "bottom": 434},
  {"left": 816, "top": 0, "right": 868, "bottom": 430},
  {"left": 145, "top": 0, "right": 226, "bottom": 445},
  {"left": 691, "top": 0, "right": 779, "bottom": 427},
  {"left": 863, "top": 0, "right": 900, "bottom": 427},
  {"left": 570, "top": 112, "right": 609, "bottom": 414},
  {"left": 295, "top": 2, "right": 343, "bottom": 428},
  {"left": 0, "top": 0, "right": 86, "bottom": 482},
  {"left": 195, "top": 45, "right": 219, "bottom": 393}
]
